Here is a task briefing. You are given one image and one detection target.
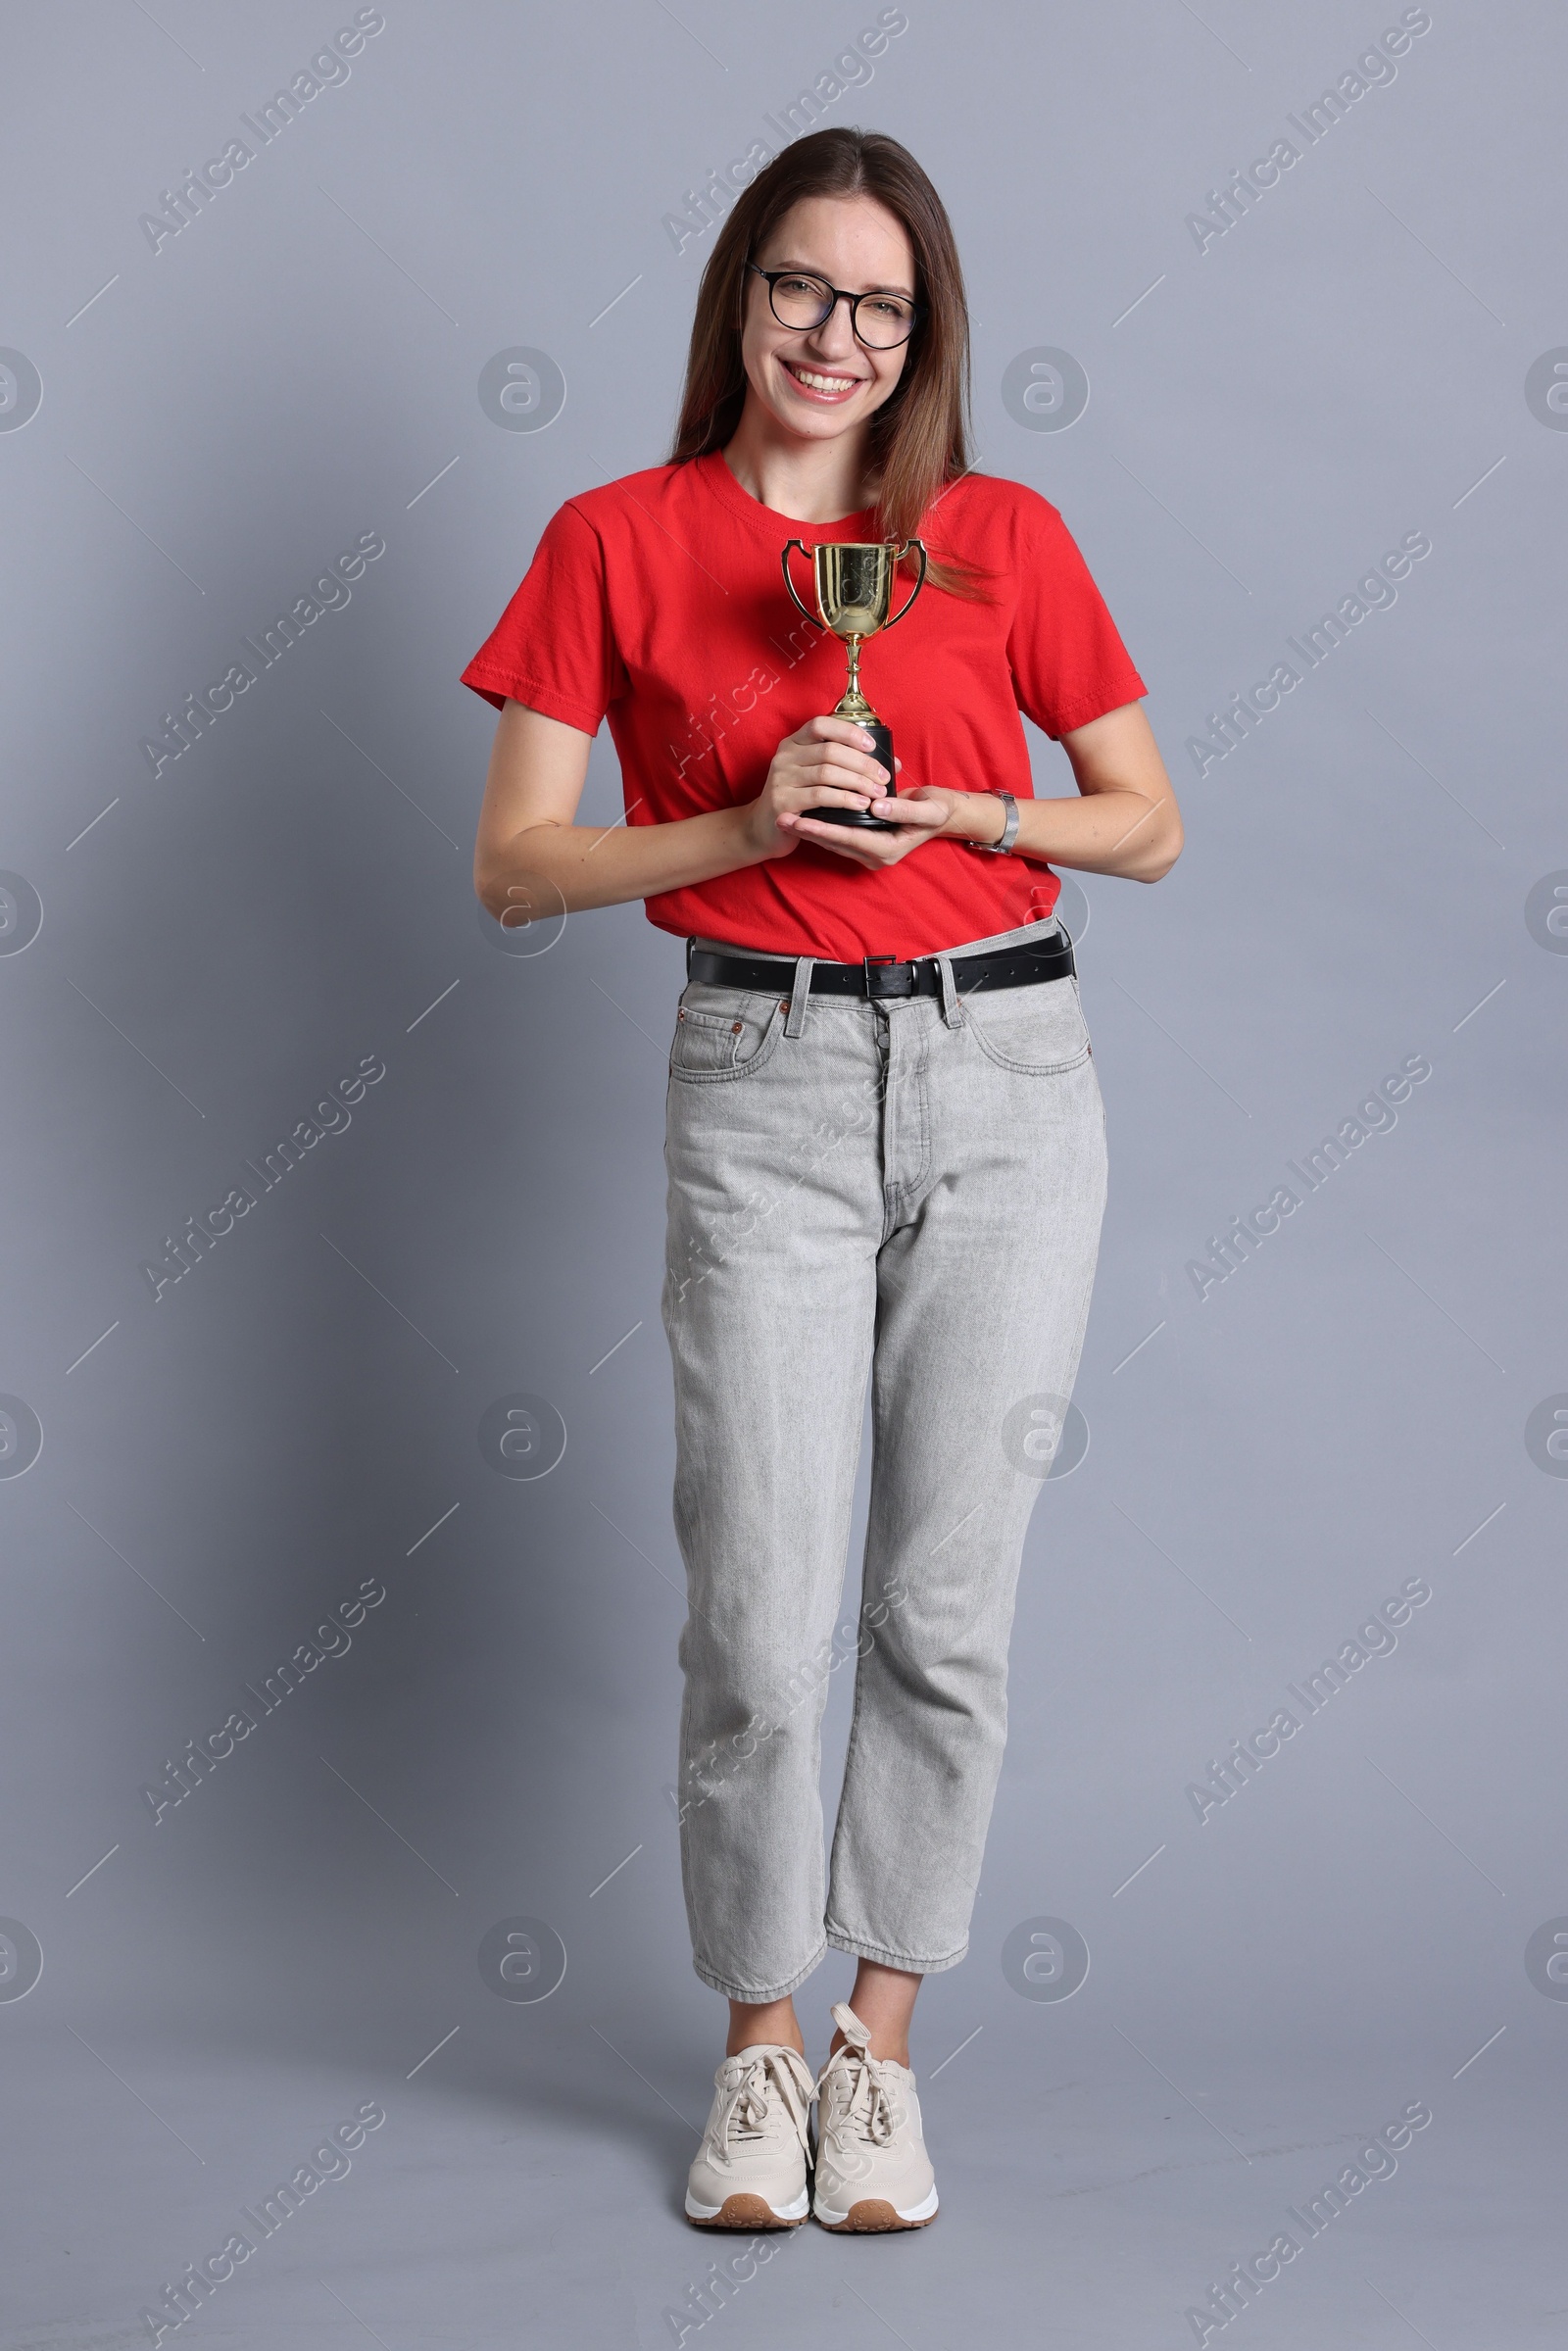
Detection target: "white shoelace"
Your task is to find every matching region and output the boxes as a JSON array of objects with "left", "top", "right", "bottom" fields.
[
  {"left": 710, "top": 2046, "right": 814, "bottom": 2168},
  {"left": 816, "top": 2002, "right": 901, "bottom": 2149}
]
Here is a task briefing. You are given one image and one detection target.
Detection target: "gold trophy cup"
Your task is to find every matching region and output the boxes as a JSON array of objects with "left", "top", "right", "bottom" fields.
[{"left": 781, "top": 538, "right": 927, "bottom": 830}]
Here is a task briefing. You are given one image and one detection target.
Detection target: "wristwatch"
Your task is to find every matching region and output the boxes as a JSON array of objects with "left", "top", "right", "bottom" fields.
[{"left": 966, "top": 790, "right": 1019, "bottom": 855}]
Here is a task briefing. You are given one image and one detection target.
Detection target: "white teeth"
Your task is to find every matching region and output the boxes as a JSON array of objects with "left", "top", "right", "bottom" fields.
[{"left": 789, "top": 365, "right": 859, "bottom": 393}]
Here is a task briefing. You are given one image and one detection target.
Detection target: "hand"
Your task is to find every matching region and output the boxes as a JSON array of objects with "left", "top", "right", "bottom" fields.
[
  {"left": 784, "top": 782, "right": 1009, "bottom": 870},
  {"left": 741, "top": 716, "right": 897, "bottom": 861}
]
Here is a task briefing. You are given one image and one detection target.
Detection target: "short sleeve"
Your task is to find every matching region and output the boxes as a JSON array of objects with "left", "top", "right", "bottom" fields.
[
  {"left": 460, "top": 501, "right": 628, "bottom": 731},
  {"left": 1007, "top": 502, "right": 1148, "bottom": 740}
]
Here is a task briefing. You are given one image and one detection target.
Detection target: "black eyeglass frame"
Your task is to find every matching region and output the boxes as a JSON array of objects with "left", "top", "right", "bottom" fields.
[{"left": 744, "top": 261, "right": 926, "bottom": 349}]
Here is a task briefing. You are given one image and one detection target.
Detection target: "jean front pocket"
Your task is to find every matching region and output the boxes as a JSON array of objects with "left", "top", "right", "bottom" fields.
[
  {"left": 668, "top": 983, "right": 789, "bottom": 1083},
  {"left": 962, "top": 974, "right": 1093, "bottom": 1075}
]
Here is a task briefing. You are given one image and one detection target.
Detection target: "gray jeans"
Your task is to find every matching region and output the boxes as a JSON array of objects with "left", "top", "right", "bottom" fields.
[{"left": 660, "top": 912, "right": 1107, "bottom": 2001}]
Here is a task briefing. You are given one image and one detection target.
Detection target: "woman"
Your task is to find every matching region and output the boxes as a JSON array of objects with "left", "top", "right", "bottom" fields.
[{"left": 466, "top": 125, "right": 1181, "bottom": 2235}]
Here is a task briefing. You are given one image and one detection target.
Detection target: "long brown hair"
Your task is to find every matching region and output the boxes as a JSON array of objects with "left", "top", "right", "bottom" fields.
[{"left": 666, "top": 127, "right": 997, "bottom": 602}]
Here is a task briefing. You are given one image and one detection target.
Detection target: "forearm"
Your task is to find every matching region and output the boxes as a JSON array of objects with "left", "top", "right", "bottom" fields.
[
  {"left": 476, "top": 802, "right": 767, "bottom": 918},
  {"left": 941, "top": 787, "right": 1181, "bottom": 883}
]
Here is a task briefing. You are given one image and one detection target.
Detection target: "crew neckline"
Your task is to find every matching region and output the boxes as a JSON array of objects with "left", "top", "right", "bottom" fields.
[{"left": 696, "top": 448, "right": 880, "bottom": 540}]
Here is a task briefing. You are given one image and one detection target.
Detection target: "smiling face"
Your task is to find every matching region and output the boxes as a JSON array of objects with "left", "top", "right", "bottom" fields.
[{"left": 739, "top": 192, "right": 917, "bottom": 449}]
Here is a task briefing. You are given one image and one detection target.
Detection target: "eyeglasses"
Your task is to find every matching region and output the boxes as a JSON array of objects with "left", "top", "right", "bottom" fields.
[{"left": 746, "top": 262, "right": 924, "bottom": 350}]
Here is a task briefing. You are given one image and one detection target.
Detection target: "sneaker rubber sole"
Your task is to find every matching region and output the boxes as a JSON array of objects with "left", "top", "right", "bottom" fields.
[
  {"left": 813, "top": 2185, "right": 939, "bottom": 2232},
  {"left": 685, "top": 2188, "right": 809, "bottom": 2229}
]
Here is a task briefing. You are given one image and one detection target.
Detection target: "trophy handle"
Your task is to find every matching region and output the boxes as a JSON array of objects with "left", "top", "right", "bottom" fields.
[
  {"left": 884, "top": 539, "right": 928, "bottom": 629},
  {"left": 780, "top": 539, "right": 824, "bottom": 629}
]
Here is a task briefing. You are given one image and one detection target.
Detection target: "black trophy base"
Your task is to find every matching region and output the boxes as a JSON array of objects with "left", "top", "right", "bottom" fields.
[{"left": 812, "top": 719, "right": 898, "bottom": 831}]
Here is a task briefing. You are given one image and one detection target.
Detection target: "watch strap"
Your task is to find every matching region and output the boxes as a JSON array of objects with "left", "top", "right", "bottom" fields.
[{"left": 968, "top": 790, "right": 1019, "bottom": 854}]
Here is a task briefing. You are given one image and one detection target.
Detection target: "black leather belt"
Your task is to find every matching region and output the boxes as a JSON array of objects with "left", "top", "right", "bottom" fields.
[{"left": 685, "top": 928, "right": 1075, "bottom": 1000}]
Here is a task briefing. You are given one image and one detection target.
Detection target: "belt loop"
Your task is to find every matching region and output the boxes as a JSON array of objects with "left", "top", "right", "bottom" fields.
[
  {"left": 784, "top": 955, "right": 814, "bottom": 1036},
  {"left": 936, "top": 951, "right": 963, "bottom": 1028}
]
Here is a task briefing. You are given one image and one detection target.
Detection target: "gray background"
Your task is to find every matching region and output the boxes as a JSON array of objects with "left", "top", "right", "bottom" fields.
[{"left": 3, "top": 2, "right": 1564, "bottom": 2344}]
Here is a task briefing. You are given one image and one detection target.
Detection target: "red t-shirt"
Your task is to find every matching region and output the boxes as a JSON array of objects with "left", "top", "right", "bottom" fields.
[{"left": 461, "top": 449, "right": 1147, "bottom": 961}]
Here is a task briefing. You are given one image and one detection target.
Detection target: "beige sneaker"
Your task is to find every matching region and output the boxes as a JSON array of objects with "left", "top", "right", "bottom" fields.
[
  {"left": 684, "top": 2043, "right": 815, "bottom": 2228},
  {"left": 811, "top": 2002, "right": 939, "bottom": 2231}
]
